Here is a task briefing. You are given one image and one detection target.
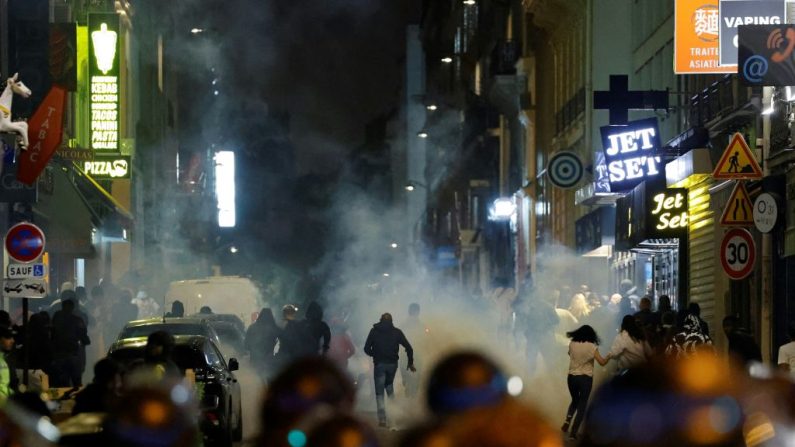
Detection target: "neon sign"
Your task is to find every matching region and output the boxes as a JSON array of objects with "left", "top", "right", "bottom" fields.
[
  {"left": 651, "top": 190, "right": 688, "bottom": 231},
  {"left": 83, "top": 156, "right": 130, "bottom": 179},
  {"left": 600, "top": 118, "right": 663, "bottom": 192},
  {"left": 88, "top": 14, "right": 120, "bottom": 151}
]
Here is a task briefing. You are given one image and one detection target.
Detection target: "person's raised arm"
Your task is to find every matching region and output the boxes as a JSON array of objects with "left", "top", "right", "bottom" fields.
[{"left": 399, "top": 330, "right": 415, "bottom": 371}]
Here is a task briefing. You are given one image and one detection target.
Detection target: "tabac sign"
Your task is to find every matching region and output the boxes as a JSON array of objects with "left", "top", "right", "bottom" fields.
[
  {"left": 88, "top": 13, "right": 120, "bottom": 152},
  {"left": 600, "top": 118, "right": 663, "bottom": 192},
  {"left": 83, "top": 155, "right": 130, "bottom": 179}
]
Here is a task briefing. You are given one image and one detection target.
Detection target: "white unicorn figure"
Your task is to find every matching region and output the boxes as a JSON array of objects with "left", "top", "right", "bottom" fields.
[{"left": 0, "top": 73, "right": 32, "bottom": 150}]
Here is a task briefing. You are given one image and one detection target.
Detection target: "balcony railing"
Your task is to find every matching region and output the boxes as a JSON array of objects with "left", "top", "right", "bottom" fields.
[{"left": 555, "top": 87, "right": 586, "bottom": 135}]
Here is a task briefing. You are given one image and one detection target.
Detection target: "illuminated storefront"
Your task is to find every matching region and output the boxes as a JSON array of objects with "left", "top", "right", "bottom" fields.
[{"left": 88, "top": 14, "right": 120, "bottom": 152}]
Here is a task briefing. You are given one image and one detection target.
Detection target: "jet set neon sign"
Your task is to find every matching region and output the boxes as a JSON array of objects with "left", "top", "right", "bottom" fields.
[{"left": 600, "top": 118, "right": 663, "bottom": 192}]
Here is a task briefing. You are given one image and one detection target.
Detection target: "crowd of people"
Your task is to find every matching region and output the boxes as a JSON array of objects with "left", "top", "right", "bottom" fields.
[
  {"left": 0, "top": 275, "right": 792, "bottom": 446},
  {"left": 0, "top": 280, "right": 171, "bottom": 400}
]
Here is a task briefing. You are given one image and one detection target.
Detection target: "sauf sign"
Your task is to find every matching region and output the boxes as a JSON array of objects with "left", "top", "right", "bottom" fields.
[
  {"left": 88, "top": 13, "right": 120, "bottom": 151},
  {"left": 600, "top": 118, "right": 663, "bottom": 192}
]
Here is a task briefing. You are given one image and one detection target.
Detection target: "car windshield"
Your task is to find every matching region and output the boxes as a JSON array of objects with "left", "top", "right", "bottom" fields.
[
  {"left": 110, "top": 345, "right": 205, "bottom": 370},
  {"left": 119, "top": 323, "right": 208, "bottom": 340},
  {"left": 213, "top": 325, "right": 241, "bottom": 342}
]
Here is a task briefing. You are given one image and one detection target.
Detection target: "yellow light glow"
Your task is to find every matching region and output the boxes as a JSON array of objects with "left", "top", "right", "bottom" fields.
[{"left": 91, "top": 23, "right": 117, "bottom": 75}]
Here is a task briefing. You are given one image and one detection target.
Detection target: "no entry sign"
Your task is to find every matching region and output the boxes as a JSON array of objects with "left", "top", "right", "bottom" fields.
[
  {"left": 720, "top": 228, "right": 756, "bottom": 280},
  {"left": 5, "top": 223, "right": 45, "bottom": 263}
]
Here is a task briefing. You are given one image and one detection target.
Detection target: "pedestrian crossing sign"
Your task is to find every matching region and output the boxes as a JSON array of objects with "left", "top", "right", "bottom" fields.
[
  {"left": 720, "top": 182, "right": 754, "bottom": 227},
  {"left": 713, "top": 133, "right": 762, "bottom": 179}
]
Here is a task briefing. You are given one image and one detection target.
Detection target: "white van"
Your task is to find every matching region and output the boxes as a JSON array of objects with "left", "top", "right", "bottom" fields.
[{"left": 166, "top": 276, "right": 264, "bottom": 328}]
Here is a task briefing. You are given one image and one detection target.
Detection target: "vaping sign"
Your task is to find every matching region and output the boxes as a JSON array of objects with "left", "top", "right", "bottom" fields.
[
  {"left": 719, "top": 0, "right": 785, "bottom": 66},
  {"left": 88, "top": 13, "right": 120, "bottom": 151}
]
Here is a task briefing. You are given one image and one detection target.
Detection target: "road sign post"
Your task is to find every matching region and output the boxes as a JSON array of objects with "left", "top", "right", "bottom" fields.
[
  {"left": 753, "top": 193, "right": 778, "bottom": 233},
  {"left": 4, "top": 223, "right": 45, "bottom": 264},
  {"left": 720, "top": 228, "right": 757, "bottom": 280},
  {"left": 720, "top": 182, "right": 754, "bottom": 226},
  {"left": 713, "top": 133, "right": 763, "bottom": 179},
  {"left": 4, "top": 223, "right": 47, "bottom": 388}
]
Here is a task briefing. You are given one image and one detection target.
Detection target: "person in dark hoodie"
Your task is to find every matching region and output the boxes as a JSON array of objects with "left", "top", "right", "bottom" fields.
[
  {"left": 364, "top": 313, "right": 415, "bottom": 427},
  {"left": 305, "top": 301, "right": 331, "bottom": 356},
  {"left": 245, "top": 308, "right": 280, "bottom": 380}
]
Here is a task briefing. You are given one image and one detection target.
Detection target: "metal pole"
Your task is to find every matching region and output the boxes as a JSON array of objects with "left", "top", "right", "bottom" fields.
[
  {"left": 760, "top": 86, "right": 773, "bottom": 362},
  {"left": 22, "top": 297, "right": 28, "bottom": 387}
]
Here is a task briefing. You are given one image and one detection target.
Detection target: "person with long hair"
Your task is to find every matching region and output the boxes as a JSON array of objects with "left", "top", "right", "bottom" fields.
[
  {"left": 561, "top": 325, "right": 608, "bottom": 440},
  {"left": 606, "top": 315, "right": 650, "bottom": 372}
]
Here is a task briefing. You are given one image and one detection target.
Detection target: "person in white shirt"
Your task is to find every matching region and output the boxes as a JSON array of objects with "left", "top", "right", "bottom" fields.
[
  {"left": 777, "top": 323, "right": 795, "bottom": 373},
  {"left": 607, "top": 315, "right": 651, "bottom": 372},
  {"left": 561, "top": 325, "right": 609, "bottom": 440}
]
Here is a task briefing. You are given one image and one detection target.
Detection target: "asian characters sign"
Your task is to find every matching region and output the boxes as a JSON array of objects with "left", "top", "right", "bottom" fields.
[
  {"left": 600, "top": 118, "right": 663, "bottom": 192},
  {"left": 83, "top": 156, "right": 130, "bottom": 179},
  {"left": 648, "top": 189, "right": 689, "bottom": 238},
  {"left": 88, "top": 14, "right": 120, "bottom": 151},
  {"left": 675, "top": 0, "right": 735, "bottom": 73}
]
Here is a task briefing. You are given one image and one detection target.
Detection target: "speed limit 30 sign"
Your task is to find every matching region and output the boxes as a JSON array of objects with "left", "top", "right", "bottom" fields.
[{"left": 720, "top": 228, "right": 756, "bottom": 280}]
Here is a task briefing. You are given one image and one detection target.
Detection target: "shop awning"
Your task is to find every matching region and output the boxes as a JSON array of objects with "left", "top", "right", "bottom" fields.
[
  {"left": 67, "top": 160, "right": 133, "bottom": 225},
  {"left": 33, "top": 166, "right": 94, "bottom": 256}
]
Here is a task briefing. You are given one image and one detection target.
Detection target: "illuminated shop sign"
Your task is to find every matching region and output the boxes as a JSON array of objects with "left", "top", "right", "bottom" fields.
[
  {"left": 84, "top": 156, "right": 130, "bottom": 179},
  {"left": 600, "top": 118, "right": 663, "bottom": 192},
  {"left": 719, "top": 0, "right": 785, "bottom": 66},
  {"left": 675, "top": 0, "right": 734, "bottom": 73},
  {"left": 616, "top": 182, "right": 688, "bottom": 250},
  {"left": 88, "top": 14, "right": 120, "bottom": 151},
  {"left": 648, "top": 188, "right": 688, "bottom": 238}
]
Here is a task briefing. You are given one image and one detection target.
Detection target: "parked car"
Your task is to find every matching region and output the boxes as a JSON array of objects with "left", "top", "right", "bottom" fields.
[
  {"left": 167, "top": 276, "right": 263, "bottom": 327},
  {"left": 108, "top": 335, "right": 243, "bottom": 445},
  {"left": 110, "top": 317, "right": 221, "bottom": 351},
  {"left": 192, "top": 313, "right": 246, "bottom": 334},
  {"left": 204, "top": 320, "right": 246, "bottom": 357}
]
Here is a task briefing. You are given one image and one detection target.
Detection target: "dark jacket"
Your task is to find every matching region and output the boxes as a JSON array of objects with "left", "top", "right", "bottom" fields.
[
  {"left": 51, "top": 310, "right": 89, "bottom": 357},
  {"left": 305, "top": 302, "right": 331, "bottom": 355},
  {"left": 72, "top": 383, "right": 112, "bottom": 415},
  {"left": 245, "top": 319, "right": 280, "bottom": 365},
  {"left": 364, "top": 321, "right": 413, "bottom": 365},
  {"left": 278, "top": 320, "right": 313, "bottom": 361},
  {"left": 727, "top": 330, "right": 762, "bottom": 365}
]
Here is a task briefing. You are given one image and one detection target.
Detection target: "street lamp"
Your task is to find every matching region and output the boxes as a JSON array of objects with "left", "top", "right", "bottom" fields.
[
  {"left": 426, "top": 104, "right": 438, "bottom": 111},
  {"left": 417, "top": 131, "right": 429, "bottom": 138},
  {"left": 390, "top": 242, "right": 399, "bottom": 249},
  {"left": 190, "top": 28, "right": 204, "bottom": 34},
  {"left": 405, "top": 181, "right": 428, "bottom": 192},
  {"left": 489, "top": 198, "right": 516, "bottom": 221},
  {"left": 229, "top": 246, "right": 239, "bottom": 254},
  {"left": 463, "top": 0, "right": 476, "bottom": 5},
  {"left": 441, "top": 57, "right": 453, "bottom": 64}
]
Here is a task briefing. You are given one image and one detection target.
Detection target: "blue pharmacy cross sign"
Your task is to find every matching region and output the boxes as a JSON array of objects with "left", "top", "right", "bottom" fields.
[
  {"left": 4, "top": 223, "right": 45, "bottom": 263},
  {"left": 593, "top": 75, "right": 669, "bottom": 126}
]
